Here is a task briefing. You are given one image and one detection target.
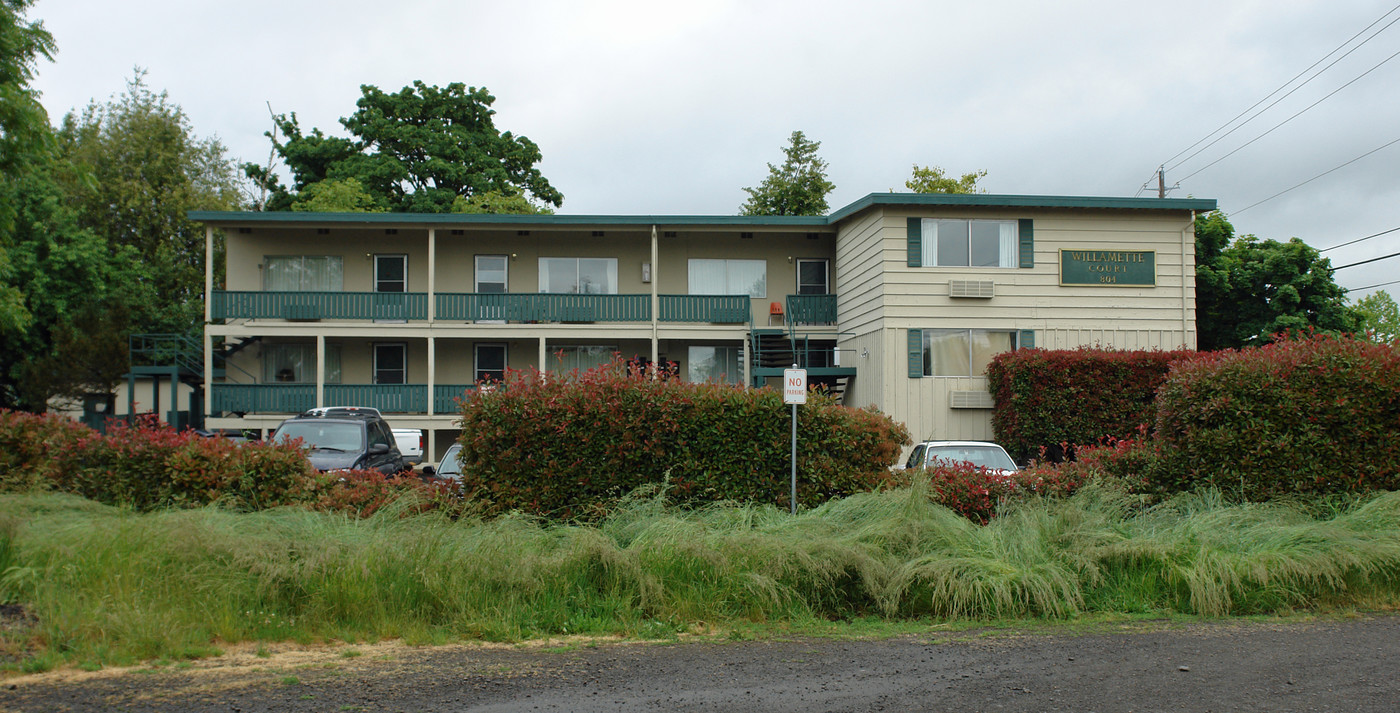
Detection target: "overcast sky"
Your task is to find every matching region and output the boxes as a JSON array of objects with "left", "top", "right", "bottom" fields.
[{"left": 28, "top": 0, "right": 1400, "bottom": 296}]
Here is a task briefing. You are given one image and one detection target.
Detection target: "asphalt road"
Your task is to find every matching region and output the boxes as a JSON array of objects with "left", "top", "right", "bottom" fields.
[{"left": 4, "top": 616, "right": 1398, "bottom": 712}]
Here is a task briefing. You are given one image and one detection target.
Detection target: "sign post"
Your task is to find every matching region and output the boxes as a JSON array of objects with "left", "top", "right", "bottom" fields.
[{"left": 783, "top": 366, "right": 807, "bottom": 515}]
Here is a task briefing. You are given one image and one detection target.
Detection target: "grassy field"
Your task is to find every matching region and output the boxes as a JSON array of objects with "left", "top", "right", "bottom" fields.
[{"left": 2, "top": 480, "right": 1399, "bottom": 672}]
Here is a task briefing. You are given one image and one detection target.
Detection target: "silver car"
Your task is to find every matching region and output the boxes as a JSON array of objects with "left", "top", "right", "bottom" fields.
[{"left": 899, "top": 440, "right": 1019, "bottom": 475}]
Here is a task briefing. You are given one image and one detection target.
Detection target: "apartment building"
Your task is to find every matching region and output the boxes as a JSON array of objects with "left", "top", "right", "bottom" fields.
[{"left": 192, "top": 192, "right": 1215, "bottom": 461}]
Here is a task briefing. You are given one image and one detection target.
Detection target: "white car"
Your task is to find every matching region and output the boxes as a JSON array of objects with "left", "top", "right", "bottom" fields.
[
  {"left": 421, "top": 443, "right": 463, "bottom": 482},
  {"left": 898, "top": 440, "right": 1019, "bottom": 475}
]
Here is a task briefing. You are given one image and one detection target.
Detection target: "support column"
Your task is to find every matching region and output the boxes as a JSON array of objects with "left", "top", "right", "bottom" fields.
[
  {"left": 428, "top": 228, "right": 437, "bottom": 324},
  {"left": 205, "top": 226, "right": 214, "bottom": 324},
  {"left": 203, "top": 331, "right": 213, "bottom": 420},
  {"left": 539, "top": 336, "right": 548, "bottom": 379},
  {"left": 650, "top": 225, "right": 659, "bottom": 368},
  {"left": 427, "top": 335, "right": 436, "bottom": 416},
  {"left": 316, "top": 334, "right": 325, "bottom": 408}
]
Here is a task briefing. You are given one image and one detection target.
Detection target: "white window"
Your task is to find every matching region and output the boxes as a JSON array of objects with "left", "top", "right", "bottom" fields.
[
  {"left": 539, "top": 258, "right": 617, "bottom": 294},
  {"left": 550, "top": 345, "right": 615, "bottom": 373},
  {"left": 920, "top": 219, "right": 1017, "bottom": 268},
  {"left": 923, "top": 329, "right": 1018, "bottom": 377},
  {"left": 264, "top": 256, "right": 344, "bottom": 291},
  {"left": 688, "top": 259, "right": 766, "bottom": 298},
  {"left": 263, "top": 344, "right": 340, "bottom": 383},
  {"left": 374, "top": 343, "right": 406, "bottom": 385},
  {"left": 475, "top": 343, "right": 506, "bottom": 384},
  {"left": 688, "top": 346, "right": 743, "bottom": 385}
]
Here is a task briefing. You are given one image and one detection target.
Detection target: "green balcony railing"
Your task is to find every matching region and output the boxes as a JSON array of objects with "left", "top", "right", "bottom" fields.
[
  {"left": 434, "top": 384, "right": 477, "bottom": 414},
  {"left": 436, "top": 293, "right": 650, "bottom": 322},
  {"left": 786, "top": 294, "right": 838, "bottom": 326},
  {"left": 659, "top": 294, "right": 750, "bottom": 323},
  {"left": 324, "top": 384, "right": 428, "bottom": 413},
  {"left": 212, "top": 291, "right": 428, "bottom": 320},
  {"left": 211, "top": 384, "right": 315, "bottom": 414}
]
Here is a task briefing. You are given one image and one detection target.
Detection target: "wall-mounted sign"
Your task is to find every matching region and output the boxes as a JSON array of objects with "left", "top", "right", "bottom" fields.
[{"left": 1059, "top": 250, "right": 1156, "bottom": 286}]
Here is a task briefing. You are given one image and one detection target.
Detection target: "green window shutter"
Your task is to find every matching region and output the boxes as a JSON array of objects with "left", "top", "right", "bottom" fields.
[
  {"left": 1018, "top": 219, "right": 1034, "bottom": 268},
  {"left": 907, "top": 218, "right": 922, "bottom": 267},
  {"left": 1018, "top": 329, "right": 1035, "bottom": 350},
  {"left": 907, "top": 328, "right": 924, "bottom": 378}
]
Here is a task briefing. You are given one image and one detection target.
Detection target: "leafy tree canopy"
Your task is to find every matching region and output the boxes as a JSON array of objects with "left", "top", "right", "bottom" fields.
[
  {"left": 290, "top": 177, "right": 386, "bottom": 213},
  {"left": 1351, "top": 290, "right": 1400, "bottom": 343},
  {"left": 905, "top": 164, "right": 986, "bottom": 194},
  {"left": 451, "top": 189, "right": 554, "bottom": 215},
  {"left": 1194, "top": 211, "right": 1356, "bottom": 350},
  {"left": 739, "top": 130, "right": 835, "bottom": 216},
  {"left": 249, "top": 81, "right": 564, "bottom": 214},
  {"left": 0, "top": 0, "right": 54, "bottom": 175},
  {"left": 0, "top": 166, "right": 155, "bottom": 410},
  {"left": 55, "top": 70, "right": 244, "bottom": 335},
  {"left": 0, "top": 0, "right": 55, "bottom": 337}
]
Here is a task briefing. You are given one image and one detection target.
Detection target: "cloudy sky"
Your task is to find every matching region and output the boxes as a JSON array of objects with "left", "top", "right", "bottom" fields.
[{"left": 28, "top": 0, "right": 1400, "bottom": 296}]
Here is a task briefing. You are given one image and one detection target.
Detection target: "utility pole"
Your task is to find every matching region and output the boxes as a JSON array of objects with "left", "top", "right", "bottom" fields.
[{"left": 1154, "top": 166, "right": 1180, "bottom": 199}]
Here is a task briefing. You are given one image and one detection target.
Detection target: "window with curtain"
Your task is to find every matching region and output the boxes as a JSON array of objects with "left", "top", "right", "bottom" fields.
[
  {"left": 687, "top": 259, "right": 767, "bottom": 298},
  {"left": 263, "top": 344, "right": 340, "bottom": 383},
  {"left": 688, "top": 346, "right": 743, "bottom": 385},
  {"left": 264, "top": 256, "right": 344, "bottom": 291},
  {"left": 550, "top": 345, "right": 616, "bottom": 373},
  {"left": 922, "top": 329, "right": 1018, "bottom": 376},
  {"left": 920, "top": 220, "right": 1016, "bottom": 268},
  {"left": 539, "top": 258, "right": 617, "bottom": 294}
]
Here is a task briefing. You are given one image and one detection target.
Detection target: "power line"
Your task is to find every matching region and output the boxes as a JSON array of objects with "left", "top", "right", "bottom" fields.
[
  {"left": 1319, "top": 225, "right": 1400, "bottom": 253},
  {"left": 1230, "top": 135, "right": 1400, "bottom": 215},
  {"left": 1351, "top": 277, "right": 1400, "bottom": 291},
  {"left": 1334, "top": 249, "right": 1400, "bottom": 270},
  {"left": 1163, "top": 5, "right": 1400, "bottom": 174},
  {"left": 1177, "top": 47, "right": 1400, "bottom": 184}
]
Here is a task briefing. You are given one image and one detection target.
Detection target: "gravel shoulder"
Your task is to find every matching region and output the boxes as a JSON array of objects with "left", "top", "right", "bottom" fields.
[{"left": 4, "top": 615, "right": 1398, "bottom": 712}]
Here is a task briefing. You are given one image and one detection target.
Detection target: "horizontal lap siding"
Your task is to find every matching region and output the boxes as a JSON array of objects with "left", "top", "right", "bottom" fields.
[
  {"left": 857, "top": 208, "right": 1197, "bottom": 448},
  {"left": 835, "top": 211, "right": 889, "bottom": 337}
]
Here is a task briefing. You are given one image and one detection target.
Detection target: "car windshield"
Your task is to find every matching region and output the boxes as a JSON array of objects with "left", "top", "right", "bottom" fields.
[
  {"left": 927, "top": 445, "right": 1017, "bottom": 471},
  {"left": 437, "top": 445, "right": 463, "bottom": 477},
  {"left": 273, "top": 422, "right": 364, "bottom": 452}
]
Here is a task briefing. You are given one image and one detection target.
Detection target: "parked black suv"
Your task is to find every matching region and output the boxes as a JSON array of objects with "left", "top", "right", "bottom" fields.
[{"left": 271, "top": 409, "right": 407, "bottom": 475}]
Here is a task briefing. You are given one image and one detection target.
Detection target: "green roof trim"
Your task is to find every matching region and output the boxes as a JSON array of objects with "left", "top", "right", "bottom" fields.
[
  {"left": 189, "top": 193, "right": 1217, "bottom": 229},
  {"left": 186, "top": 211, "right": 832, "bottom": 228},
  {"left": 827, "top": 193, "right": 1217, "bottom": 222}
]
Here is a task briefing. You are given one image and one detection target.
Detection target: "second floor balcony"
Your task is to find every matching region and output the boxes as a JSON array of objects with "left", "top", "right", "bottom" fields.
[{"left": 210, "top": 291, "right": 833, "bottom": 325}]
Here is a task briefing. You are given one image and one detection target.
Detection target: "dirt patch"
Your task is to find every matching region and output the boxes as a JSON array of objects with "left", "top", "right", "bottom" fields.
[{"left": 4, "top": 616, "right": 1399, "bottom": 712}]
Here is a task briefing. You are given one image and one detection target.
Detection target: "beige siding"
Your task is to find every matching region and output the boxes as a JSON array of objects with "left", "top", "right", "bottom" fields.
[
  {"left": 834, "top": 210, "right": 888, "bottom": 337},
  {"left": 844, "top": 206, "right": 1198, "bottom": 443}
]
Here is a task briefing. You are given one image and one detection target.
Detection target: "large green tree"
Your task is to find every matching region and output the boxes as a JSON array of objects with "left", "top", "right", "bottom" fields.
[
  {"left": 0, "top": 0, "right": 55, "bottom": 337},
  {"left": 0, "top": 165, "right": 154, "bottom": 410},
  {"left": 1194, "top": 211, "right": 1356, "bottom": 350},
  {"left": 55, "top": 70, "right": 244, "bottom": 335},
  {"left": 905, "top": 164, "right": 986, "bottom": 194},
  {"left": 739, "top": 130, "right": 835, "bottom": 216},
  {"left": 1351, "top": 290, "right": 1400, "bottom": 343},
  {"left": 247, "top": 81, "right": 564, "bottom": 214}
]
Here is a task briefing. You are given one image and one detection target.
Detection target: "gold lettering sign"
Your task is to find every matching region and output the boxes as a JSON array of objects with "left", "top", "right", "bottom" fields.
[{"left": 1059, "top": 250, "right": 1156, "bottom": 286}]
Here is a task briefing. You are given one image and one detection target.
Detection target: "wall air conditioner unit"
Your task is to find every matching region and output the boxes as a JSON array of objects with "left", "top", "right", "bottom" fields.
[
  {"left": 948, "top": 279, "right": 995, "bottom": 299},
  {"left": 949, "top": 391, "right": 996, "bottom": 409}
]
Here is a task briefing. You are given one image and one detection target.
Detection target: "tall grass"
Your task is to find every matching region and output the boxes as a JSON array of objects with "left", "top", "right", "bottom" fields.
[{"left": 3, "top": 480, "right": 1400, "bottom": 668}]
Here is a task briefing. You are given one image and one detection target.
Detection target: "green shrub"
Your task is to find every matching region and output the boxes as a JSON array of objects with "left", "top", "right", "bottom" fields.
[
  {"left": 1153, "top": 333, "right": 1400, "bottom": 499},
  {"left": 0, "top": 410, "right": 91, "bottom": 491},
  {"left": 896, "top": 463, "right": 1089, "bottom": 525},
  {"left": 987, "top": 347, "right": 1192, "bottom": 462},
  {"left": 41, "top": 416, "right": 317, "bottom": 510},
  {"left": 456, "top": 359, "right": 910, "bottom": 516}
]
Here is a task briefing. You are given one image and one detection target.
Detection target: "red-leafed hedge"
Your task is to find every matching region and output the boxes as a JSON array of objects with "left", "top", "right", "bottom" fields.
[
  {"left": 905, "top": 462, "right": 1089, "bottom": 525},
  {"left": 455, "top": 359, "right": 911, "bottom": 516},
  {"left": 987, "top": 347, "right": 1194, "bottom": 462},
  {"left": 0, "top": 410, "right": 316, "bottom": 509},
  {"left": 1153, "top": 334, "right": 1400, "bottom": 499}
]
